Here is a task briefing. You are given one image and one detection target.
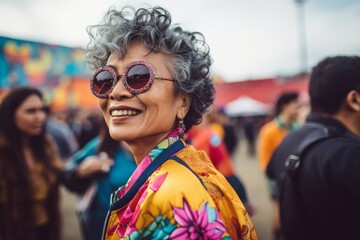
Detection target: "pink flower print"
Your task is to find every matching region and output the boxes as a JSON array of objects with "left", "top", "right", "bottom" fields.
[
  {"left": 116, "top": 207, "right": 133, "bottom": 237},
  {"left": 107, "top": 223, "right": 119, "bottom": 236},
  {"left": 124, "top": 206, "right": 141, "bottom": 236},
  {"left": 136, "top": 183, "right": 149, "bottom": 205},
  {"left": 170, "top": 198, "right": 227, "bottom": 240},
  {"left": 150, "top": 173, "right": 168, "bottom": 192},
  {"left": 117, "top": 183, "right": 149, "bottom": 238}
]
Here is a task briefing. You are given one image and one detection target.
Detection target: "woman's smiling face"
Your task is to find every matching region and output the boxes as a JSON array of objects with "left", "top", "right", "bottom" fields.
[{"left": 98, "top": 41, "right": 189, "bottom": 148}]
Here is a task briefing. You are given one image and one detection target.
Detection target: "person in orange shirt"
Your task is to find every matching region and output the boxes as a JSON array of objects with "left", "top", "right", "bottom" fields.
[
  {"left": 189, "top": 114, "right": 235, "bottom": 178},
  {"left": 257, "top": 92, "right": 300, "bottom": 240},
  {"left": 189, "top": 113, "right": 254, "bottom": 215}
]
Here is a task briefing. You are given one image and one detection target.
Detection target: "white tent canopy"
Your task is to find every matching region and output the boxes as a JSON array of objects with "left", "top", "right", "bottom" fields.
[{"left": 224, "top": 96, "right": 271, "bottom": 117}]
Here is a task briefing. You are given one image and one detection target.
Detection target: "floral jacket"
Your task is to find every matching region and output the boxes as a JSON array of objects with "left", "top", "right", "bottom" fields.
[{"left": 102, "top": 131, "right": 257, "bottom": 240}]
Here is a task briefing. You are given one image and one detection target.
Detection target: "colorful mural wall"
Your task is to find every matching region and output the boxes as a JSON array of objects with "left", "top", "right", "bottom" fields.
[{"left": 0, "top": 36, "right": 98, "bottom": 108}]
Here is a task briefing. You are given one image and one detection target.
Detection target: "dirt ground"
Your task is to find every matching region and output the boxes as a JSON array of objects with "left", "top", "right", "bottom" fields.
[{"left": 60, "top": 139, "right": 273, "bottom": 240}]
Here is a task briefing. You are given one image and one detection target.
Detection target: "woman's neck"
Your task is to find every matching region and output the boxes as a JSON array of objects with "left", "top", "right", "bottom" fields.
[
  {"left": 278, "top": 113, "right": 293, "bottom": 128},
  {"left": 21, "top": 135, "right": 30, "bottom": 146},
  {"left": 126, "top": 132, "right": 172, "bottom": 165},
  {"left": 333, "top": 111, "right": 360, "bottom": 137}
]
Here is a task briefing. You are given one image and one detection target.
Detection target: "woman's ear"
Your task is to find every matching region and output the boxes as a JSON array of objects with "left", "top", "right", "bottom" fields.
[
  {"left": 177, "top": 93, "right": 191, "bottom": 119},
  {"left": 346, "top": 90, "right": 360, "bottom": 112}
]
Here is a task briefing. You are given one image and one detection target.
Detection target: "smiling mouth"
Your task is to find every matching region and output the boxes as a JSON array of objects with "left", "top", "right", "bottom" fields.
[{"left": 111, "top": 109, "right": 141, "bottom": 117}]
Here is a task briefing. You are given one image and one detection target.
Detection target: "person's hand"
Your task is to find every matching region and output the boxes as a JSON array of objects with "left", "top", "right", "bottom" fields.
[{"left": 76, "top": 153, "right": 114, "bottom": 178}]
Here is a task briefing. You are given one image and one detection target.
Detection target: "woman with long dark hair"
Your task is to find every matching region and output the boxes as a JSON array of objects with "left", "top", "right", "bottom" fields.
[{"left": 0, "top": 87, "right": 62, "bottom": 240}]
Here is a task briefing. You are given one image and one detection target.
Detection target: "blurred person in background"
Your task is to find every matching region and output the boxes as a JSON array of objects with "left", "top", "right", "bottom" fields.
[
  {"left": 86, "top": 6, "right": 257, "bottom": 239},
  {"left": 45, "top": 105, "right": 79, "bottom": 161},
  {"left": 242, "top": 117, "right": 258, "bottom": 156},
  {"left": 210, "top": 108, "right": 239, "bottom": 156},
  {"left": 0, "top": 87, "right": 63, "bottom": 240},
  {"left": 258, "top": 92, "right": 300, "bottom": 171},
  {"left": 74, "top": 109, "right": 102, "bottom": 149},
  {"left": 189, "top": 113, "right": 254, "bottom": 216},
  {"left": 63, "top": 120, "right": 136, "bottom": 240},
  {"left": 257, "top": 92, "right": 300, "bottom": 240},
  {"left": 267, "top": 56, "right": 360, "bottom": 240},
  {"left": 297, "top": 93, "right": 311, "bottom": 125}
]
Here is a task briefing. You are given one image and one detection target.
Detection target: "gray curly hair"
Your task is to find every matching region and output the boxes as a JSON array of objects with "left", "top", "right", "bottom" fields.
[{"left": 86, "top": 6, "right": 215, "bottom": 131}]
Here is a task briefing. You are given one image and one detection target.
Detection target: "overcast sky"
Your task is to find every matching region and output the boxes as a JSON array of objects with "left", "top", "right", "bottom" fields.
[{"left": 0, "top": 0, "right": 359, "bottom": 81}]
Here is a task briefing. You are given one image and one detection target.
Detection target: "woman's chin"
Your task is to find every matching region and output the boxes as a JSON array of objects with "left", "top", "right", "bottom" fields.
[{"left": 109, "top": 130, "right": 135, "bottom": 142}]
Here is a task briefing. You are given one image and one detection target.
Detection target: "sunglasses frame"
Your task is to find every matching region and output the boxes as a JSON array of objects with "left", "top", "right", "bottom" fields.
[{"left": 90, "top": 60, "right": 175, "bottom": 98}]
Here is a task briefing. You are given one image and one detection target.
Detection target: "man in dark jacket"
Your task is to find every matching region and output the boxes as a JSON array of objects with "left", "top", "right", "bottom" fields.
[{"left": 266, "top": 56, "right": 360, "bottom": 240}]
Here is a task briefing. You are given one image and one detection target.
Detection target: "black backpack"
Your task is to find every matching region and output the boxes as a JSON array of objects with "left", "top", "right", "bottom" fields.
[{"left": 279, "top": 123, "right": 340, "bottom": 239}]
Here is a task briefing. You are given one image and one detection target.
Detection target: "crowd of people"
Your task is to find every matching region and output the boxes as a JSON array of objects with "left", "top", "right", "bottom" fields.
[{"left": 0, "top": 4, "right": 359, "bottom": 240}]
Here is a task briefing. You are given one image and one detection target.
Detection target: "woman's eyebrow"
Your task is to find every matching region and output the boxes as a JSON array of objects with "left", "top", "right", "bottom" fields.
[
  {"left": 107, "top": 64, "right": 118, "bottom": 71},
  {"left": 25, "top": 107, "right": 40, "bottom": 112}
]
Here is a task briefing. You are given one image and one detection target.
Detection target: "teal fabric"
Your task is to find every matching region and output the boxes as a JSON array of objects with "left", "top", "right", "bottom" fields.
[
  {"left": 275, "top": 116, "right": 300, "bottom": 131},
  {"left": 69, "top": 137, "right": 136, "bottom": 240}
]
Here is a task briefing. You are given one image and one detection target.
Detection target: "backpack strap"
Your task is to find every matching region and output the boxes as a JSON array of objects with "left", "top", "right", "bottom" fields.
[
  {"left": 284, "top": 122, "right": 339, "bottom": 173},
  {"left": 279, "top": 122, "right": 340, "bottom": 237}
]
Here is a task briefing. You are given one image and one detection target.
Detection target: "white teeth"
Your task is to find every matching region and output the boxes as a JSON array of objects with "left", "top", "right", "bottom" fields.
[{"left": 111, "top": 109, "right": 140, "bottom": 117}]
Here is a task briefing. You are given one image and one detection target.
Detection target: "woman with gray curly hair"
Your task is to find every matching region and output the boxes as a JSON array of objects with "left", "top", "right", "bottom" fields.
[{"left": 87, "top": 6, "right": 257, "bottom": 240}]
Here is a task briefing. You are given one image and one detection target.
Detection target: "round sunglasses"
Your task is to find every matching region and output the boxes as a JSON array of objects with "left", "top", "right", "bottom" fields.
[{"left": 90, "top": 60, "right": 176, "bottom": 98}]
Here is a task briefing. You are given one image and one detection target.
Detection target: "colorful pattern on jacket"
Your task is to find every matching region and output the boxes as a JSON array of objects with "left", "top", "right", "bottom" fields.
[{"left": 103, "top": 130, "right": 257, "bottom": 239}]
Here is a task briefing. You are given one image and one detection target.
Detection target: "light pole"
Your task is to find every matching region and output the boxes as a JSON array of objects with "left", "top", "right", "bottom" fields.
[{"left": 295, "top": 0, "right": 308, "bottom": 73}]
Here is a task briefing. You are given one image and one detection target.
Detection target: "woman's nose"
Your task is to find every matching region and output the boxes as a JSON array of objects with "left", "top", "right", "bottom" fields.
[
  {"left": 37, "top": 109, "right": 47, "bottom": 121},
  {"left": 109, "top": 77, "right": 133, "bottom": 100}
]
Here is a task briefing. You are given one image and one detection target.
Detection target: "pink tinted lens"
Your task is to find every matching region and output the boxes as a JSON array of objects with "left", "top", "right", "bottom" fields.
[
  {"left": 93, "top": 70, "right": 114, "bottom": 95},
  {"left": 126, "top": 64, "right": 150, "bottom": 90}
]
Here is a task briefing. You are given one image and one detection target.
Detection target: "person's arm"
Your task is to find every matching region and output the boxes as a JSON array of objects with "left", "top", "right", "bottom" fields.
[
  {"left": 258, "top": 126, "right": 274, "bottom": 171},
  {"left": 266, "top": 147, "right": 279, "bottom": 180},
  {"left": 343, "top": 147, "right": 360, "bottom": 201},
  {"left": 61, "top": 138, "right": 99, "bottom": 193},
  {"left": 62, "top": 137, "right": 114, "bottom": 193}
]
